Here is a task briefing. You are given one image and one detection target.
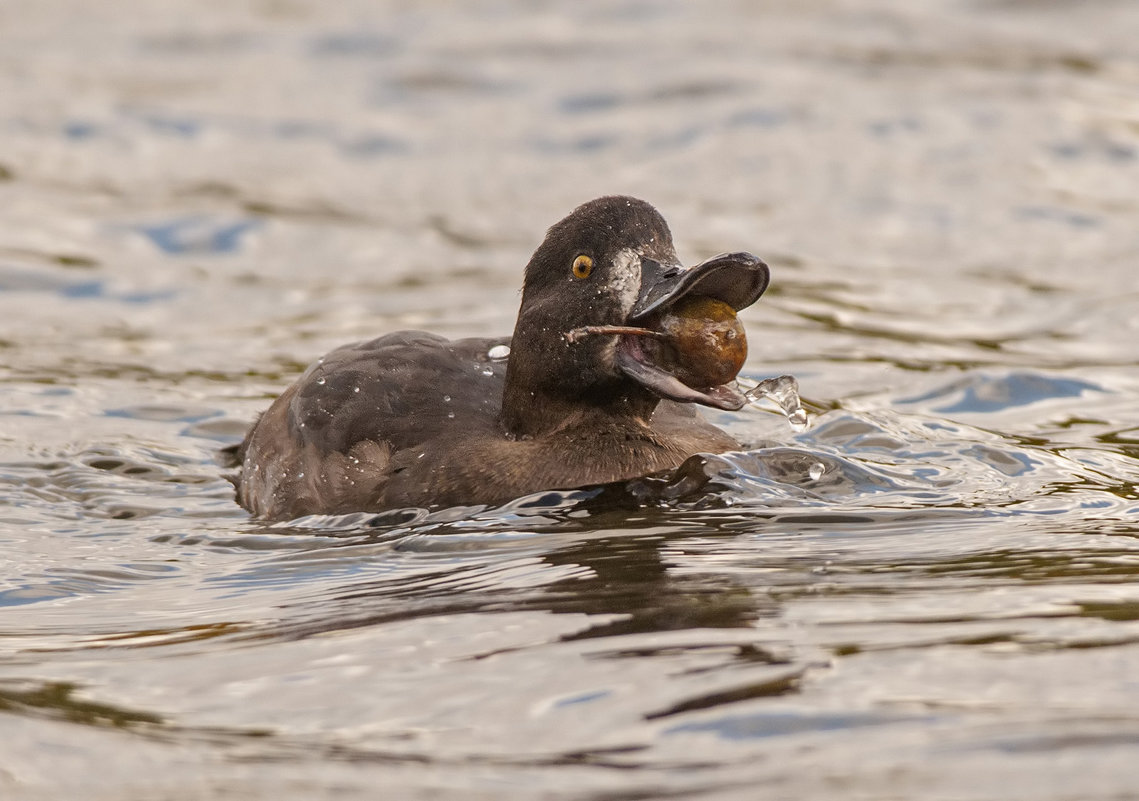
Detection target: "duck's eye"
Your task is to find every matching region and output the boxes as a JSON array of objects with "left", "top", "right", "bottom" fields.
[{"left": 571, "top": 254, "right": 594, "bottom": 280}]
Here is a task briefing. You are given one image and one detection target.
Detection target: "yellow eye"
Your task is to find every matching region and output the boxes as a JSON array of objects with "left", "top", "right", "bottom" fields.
[{"left": 571, "top": 254, "right": 594, "bottom": 279}]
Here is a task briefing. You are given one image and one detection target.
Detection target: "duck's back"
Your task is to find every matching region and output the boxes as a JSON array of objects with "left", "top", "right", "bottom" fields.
[{"left": 236, "top": 331, "right": 511, "bottom": 519}]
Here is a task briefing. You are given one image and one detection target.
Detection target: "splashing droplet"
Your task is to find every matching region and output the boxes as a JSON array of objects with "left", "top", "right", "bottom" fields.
[
  {"left": 744, "top": 375, "right": 808, "bottom": 432},
  {"left": 788, "top": 408, "right": 809, "bottom": 433},
  {"left": 808, "top": 462, "right": 824, "bottom": 481},
  {"left": 487, "top": 344, "right": 511, "bottom": 360}
]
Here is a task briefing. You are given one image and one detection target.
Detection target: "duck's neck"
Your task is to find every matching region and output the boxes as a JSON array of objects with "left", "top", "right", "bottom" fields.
[
  {"left": 500, "top": 381, "right": 659, "bottom": 440},
  {"left": 500, "top": 299, "right": 661, "bottom": 438}
]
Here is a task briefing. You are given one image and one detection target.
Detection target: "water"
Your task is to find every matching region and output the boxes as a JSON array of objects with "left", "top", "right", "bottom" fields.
[
  {"left": 3, "top": 1, "right": 1139, "bottom": 798},
  {"left": 742, "top": 374, "right": 809, "bottom": 432}
]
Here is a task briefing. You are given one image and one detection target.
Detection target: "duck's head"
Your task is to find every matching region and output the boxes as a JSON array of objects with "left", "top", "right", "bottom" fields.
[{"left": 503, "top": 196, "right": 769, "bottom": 436}]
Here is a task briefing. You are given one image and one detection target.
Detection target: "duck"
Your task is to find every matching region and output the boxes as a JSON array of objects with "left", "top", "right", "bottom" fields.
[{"left": 233, "top": 196, "right": 769, "bottom": 520}]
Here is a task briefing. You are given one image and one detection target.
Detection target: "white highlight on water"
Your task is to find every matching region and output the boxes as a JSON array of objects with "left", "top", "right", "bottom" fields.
[
  {"left": 742, "top": 374, "right": 809, "bottom": 432},
  {"left": 487, "top": 344, "right": 511, "bottom": 360}
]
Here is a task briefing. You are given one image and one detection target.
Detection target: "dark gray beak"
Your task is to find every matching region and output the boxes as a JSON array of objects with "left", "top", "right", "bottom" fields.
[{"left": 630, "top": 252, "right": 769, "bottom": 321}]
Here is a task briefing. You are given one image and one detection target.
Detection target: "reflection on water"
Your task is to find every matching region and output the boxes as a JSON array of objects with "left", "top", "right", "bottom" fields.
[{"left": 2, "top": 0, "right": 1139, "bottom": 798}]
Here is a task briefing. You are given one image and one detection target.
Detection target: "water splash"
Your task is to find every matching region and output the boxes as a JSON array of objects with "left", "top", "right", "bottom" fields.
[{"left": 743, "top": 375, "right": 808, "bottom": 432}]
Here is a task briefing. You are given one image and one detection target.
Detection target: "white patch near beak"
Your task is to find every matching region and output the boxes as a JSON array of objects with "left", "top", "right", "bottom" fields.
[
  {"left": 607, "top": 247, "right": 643, "bottom": 318},
  {"left": 580, "top": 247, "right": 644, "bottom": 376}
]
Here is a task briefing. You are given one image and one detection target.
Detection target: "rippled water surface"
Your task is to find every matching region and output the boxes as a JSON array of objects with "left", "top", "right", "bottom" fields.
[{"left": 3, "top": 1, "right": 1139, "bottom": 798}]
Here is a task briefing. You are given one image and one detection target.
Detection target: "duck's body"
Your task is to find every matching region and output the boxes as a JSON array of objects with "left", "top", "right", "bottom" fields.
[
  {"left": 236, "top": 331, "right": 737, "bottom": 518},
  {"left": 234, "top": 196, "right": 769, "bottom": 520}
]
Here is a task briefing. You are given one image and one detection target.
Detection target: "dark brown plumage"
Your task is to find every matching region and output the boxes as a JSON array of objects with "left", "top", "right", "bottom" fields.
[{"left": 233, "top": 196, "right": 769, "bottom": 519}]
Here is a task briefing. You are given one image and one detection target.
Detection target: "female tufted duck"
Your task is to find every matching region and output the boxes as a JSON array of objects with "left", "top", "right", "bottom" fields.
[{"left": 234, "top": 196, "right": 769, "bottom": 519}]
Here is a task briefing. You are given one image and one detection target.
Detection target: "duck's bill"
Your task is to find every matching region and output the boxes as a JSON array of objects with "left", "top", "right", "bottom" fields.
[
  {"left": 615, "top": 251, "right": 769, "bottom": 411},
  {"left": 616, "top": 341, "right": 748, "bottom": 410},
  {"left": 630, "top": 251, "right": 769, "bottom": 319}
]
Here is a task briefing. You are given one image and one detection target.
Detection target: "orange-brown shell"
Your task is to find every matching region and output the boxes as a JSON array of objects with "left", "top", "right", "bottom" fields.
[{"left": 655, "top": 296, "right": 747, "bottom": 388}]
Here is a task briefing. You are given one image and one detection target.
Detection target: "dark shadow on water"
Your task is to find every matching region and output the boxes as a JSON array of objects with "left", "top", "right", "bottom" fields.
[
  {"left": 0, "top": 680, "right": 162, "bottom": 728},
  {"left": 664, "top": 710, "right": 927, "bottom": 741}
]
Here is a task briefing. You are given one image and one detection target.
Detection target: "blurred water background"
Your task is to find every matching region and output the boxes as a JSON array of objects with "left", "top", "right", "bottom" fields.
[{"left": 2, "top": 1, "right": 1139, "bottom": 798}]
